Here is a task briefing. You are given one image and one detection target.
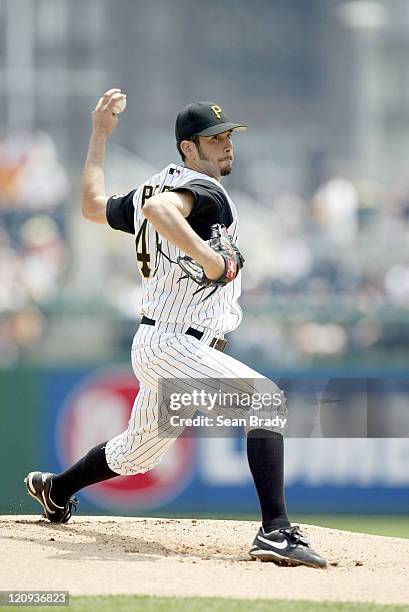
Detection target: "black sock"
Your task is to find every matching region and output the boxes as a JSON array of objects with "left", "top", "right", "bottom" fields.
[
  {"left": 247, "top": 429, "right": 290, "bottom": 532},
  {"left": 51, "top": 441, "right": 118, "bottom": 505}
]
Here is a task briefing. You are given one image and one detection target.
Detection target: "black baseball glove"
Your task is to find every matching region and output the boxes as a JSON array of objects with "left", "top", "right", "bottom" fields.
[{"left": 177, "top": 224, "right": 244, "bottom": 300}]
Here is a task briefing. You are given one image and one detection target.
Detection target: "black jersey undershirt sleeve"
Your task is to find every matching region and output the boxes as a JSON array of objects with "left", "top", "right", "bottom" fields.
[
  {"left": 106, "top": 190, "right": 136, "bottom": 234},
  {"left": 171, "top": 179, "right": 233, "bottom": 240}
]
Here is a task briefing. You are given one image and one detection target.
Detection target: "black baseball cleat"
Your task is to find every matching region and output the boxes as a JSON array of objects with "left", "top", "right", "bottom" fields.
[
  {"left": 249, "top": 525, "right": 327, "bottom": 569},
  {"left": 24, "top": 471, "right": 78, "bottom": 524}
]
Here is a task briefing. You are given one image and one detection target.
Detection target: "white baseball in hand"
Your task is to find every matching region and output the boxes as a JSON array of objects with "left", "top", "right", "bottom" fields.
[{"left": 111, "top": 97, "right": 127, "bottom": 115}]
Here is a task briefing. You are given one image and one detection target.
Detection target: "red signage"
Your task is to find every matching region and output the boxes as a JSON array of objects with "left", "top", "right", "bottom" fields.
[{"left": 55, "top": 366, "right": 196, "bottom": 510}]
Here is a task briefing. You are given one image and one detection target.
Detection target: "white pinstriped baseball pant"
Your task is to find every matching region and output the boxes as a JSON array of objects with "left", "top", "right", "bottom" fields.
[{"left": 105, "top": 321, "right": 285, "bottom": 475}]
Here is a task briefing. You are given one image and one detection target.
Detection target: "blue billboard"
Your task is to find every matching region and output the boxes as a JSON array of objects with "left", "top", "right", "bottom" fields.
[{"left": 38, "top": 366, "right": 409, "bottom": 515}]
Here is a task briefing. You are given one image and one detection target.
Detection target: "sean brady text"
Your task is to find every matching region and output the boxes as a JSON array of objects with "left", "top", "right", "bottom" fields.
[{"left": 169, "top": 414, "right": 287, "bottom": 429}]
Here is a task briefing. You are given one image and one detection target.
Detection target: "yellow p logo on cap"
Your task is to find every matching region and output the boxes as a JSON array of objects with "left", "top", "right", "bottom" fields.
[{"left": 211, "top": 105, "right": 222, "bottom": 119}]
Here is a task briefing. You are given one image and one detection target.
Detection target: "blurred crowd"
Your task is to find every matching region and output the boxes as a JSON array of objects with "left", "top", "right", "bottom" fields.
[
  {"left": 0, "top": 131, "right": 69, "bottom": 365},
  {"left": 2, "top": 131, "right": 409, "bottom": 367},
  {"left": 234, "top": 172, "right": 409, "bottom": 367}
]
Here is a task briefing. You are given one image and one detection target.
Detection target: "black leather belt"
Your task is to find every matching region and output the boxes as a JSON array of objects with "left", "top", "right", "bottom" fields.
[{"left": 140, "top": 316, "right": 227, "bottom": 352}]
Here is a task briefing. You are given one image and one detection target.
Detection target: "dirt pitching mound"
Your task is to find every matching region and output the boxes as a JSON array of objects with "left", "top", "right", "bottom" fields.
[{"left": 0, "top": 516, "right": 407, "bottom": 605}]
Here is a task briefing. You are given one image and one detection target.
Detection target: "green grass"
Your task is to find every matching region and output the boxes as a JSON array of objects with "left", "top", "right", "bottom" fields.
[
  {"left": 253, "top": 514, "right": 409, "bottom": 539},
  {"left": 134, "top": 513, "right": 409, "bottom": 539},
  {"left": 219, "top": 514, "right": 409, "bottom": 539},
  {"left": 1, "top": 596, "right": 408, "bottom": 612},
  {"left": 291, "top": 515, "right": 409, "bottom": 539}
]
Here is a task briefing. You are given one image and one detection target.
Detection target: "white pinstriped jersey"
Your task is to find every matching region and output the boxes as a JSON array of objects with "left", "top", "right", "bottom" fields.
[{"left": 107, "top": 164, "right": 242, "bottom": 336}]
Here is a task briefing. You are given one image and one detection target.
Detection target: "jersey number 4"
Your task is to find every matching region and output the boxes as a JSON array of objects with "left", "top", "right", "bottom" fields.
[{"left": 135, "top": 184, "right": 171, "bottom": 279}]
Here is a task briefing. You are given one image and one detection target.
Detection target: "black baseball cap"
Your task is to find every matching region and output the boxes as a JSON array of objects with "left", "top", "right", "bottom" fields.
[{"left": 175, "top": 101, "right": 247, "bottom": 143}]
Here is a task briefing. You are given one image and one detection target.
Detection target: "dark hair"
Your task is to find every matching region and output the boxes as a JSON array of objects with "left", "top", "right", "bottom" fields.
[{"left": 176, "top": 135, "right": 201, "bottom": 161}]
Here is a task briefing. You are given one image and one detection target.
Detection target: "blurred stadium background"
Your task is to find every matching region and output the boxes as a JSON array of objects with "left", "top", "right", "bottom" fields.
[{"left": 1, "top": 0, "right": 408, "bottom": 530}]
